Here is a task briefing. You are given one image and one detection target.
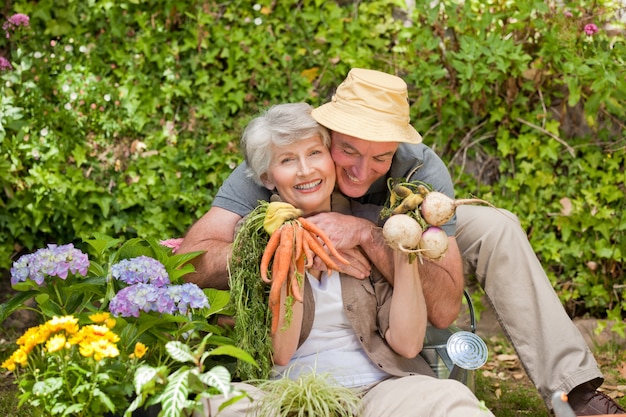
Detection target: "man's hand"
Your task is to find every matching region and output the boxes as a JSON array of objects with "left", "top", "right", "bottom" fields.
[
  {"left": 310, "top": 247, "right": 371, "bottom": 279},
  {"left": 304, "top": 212, "right": 366, "bottom": 251},
  {"left": 305, "top": 211, "right": 390, "bottom": 279}
]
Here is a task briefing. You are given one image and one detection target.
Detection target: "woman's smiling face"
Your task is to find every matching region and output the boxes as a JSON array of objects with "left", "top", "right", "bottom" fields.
[{"left": 262, "top": 135, "right": 336, "bottom": 215}]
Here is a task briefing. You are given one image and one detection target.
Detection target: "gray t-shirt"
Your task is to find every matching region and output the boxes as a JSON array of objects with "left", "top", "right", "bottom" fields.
[{"left": 213, "top": 142, "right": 456, "bottom": 235}]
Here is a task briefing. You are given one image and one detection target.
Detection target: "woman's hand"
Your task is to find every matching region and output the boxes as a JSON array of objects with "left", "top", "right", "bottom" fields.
[{"left": 306, "top": 212, "right": 394, "bottom": 281}]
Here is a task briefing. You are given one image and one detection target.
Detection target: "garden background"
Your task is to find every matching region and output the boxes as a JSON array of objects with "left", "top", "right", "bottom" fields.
[{"left": 1, "top": 0, "right": 625, "bottom": 414}]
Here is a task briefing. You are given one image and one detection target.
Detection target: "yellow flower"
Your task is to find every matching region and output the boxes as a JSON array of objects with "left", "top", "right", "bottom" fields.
[
  {"left": 88, "top": 312, "right": 117, "bottom": 329},
  {"left": 130, "top": 342, "right": 148, "bottom": 359},
  {"left": 90, "top": 324, "right": 119, "bottom": 341},
  {"left": 70, "top": 324, "right": 120, "bottom": 346},
  {"left": 89, "top": 312, "right": 111, "bottom": 324},
  {"left": 79, "top": 343, "right": 94, "bottom": 358},
  {"left": 1, "top": 357, "right": 16, "bottom": 371},
  {"left": 17, "top": 325, "right": 50, "bottom": 352},
  {"left": 45, "top": 315, "right": 79, "bottom": 335},
  {"left": 2, "top": 348, "right": 29, "bottom": 370},
  {"left": 46, "top": 334, "right": 67, "bottom": 353},
  {"left": 90, "top": 339, "right": 120, "bottom": 361}
]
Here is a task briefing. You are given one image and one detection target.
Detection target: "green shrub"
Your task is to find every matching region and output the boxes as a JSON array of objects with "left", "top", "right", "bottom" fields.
[{"left": 1, "top": 0, "right": 624, "bottom": 325}]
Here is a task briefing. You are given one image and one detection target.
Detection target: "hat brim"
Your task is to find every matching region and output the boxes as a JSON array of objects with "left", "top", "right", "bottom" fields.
[{"left": 312, "top": 102, "right": 422, "bottom": 144}]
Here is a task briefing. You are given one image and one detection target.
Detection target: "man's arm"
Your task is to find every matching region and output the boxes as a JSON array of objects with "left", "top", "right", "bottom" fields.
[
  {"left": 176, "top": 206, "right": 243, "bottom": 289},
  {"left": 306, "top": 211, "right": 464, "bottom": 328}
]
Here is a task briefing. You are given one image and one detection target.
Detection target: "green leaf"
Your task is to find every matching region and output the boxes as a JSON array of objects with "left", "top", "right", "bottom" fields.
[
  {"left": 83, "top": 234, "right": 124, "bottom": 259},
  {"left": 166, "top": 341, "right": 196, "bottom": 364},
  {"left": 133, "top": 365, "right": 167, "bottom": 395},
  {"left": 116, "top": 238, "right": 155, "bottom": 261},
  {"left": 0, "top": 290, "right": 38, "bottom": 324},
  {"left": 92, "top": 387, "right": 116, "bottom": 413},
  {"left": 159, "top": 368, "right": 195, "bottom": 417},
  {"left": 61, "top": 403, "right": 85, "bottom": 416},
  {"left": 197, "top": 365, "right": 233, "bottom": 395},
  {"left": 32, "top": 377, "right": 63, "bottom": 396},
  {"left": 205, "top": 289, "right": 230, "bottom": 315},
  {"left": 208, "top": 345, "right": 258, "bottom": 367}
]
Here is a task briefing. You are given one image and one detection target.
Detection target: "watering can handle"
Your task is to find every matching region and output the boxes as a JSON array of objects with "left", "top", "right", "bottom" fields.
[{"left": 463, "top": 289, "right": 476, "bottom": 333}]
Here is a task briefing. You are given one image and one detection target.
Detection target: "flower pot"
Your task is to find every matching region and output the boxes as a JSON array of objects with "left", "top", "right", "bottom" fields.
[{"left": 105, "top": 404, "right": 161, "bottom": 417}]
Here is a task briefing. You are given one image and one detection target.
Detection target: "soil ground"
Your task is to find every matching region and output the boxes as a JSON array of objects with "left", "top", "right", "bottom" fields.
[{"left": 457, "top": 294, "right": 626, "bottom": 415}]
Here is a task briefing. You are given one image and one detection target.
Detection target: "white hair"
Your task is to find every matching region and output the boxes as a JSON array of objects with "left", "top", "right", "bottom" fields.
[{"left": 241, "top": 103, "right": 331, "bottom": 186}]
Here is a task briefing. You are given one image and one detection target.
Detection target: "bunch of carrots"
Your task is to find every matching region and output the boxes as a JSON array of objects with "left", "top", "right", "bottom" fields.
[{"left": 261, "top": 217, "right": 349, "bottom": 335}]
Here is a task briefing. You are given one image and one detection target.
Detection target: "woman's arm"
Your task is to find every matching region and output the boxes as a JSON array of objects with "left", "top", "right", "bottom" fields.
[
  {"left": 271, "top": 282, "right": 304, "bottom": 366},
  {"left": 384, "top": 250, "right": 428, "bottom": 358}
]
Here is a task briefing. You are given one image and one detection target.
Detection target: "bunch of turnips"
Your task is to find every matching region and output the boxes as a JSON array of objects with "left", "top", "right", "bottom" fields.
[{"left": 381, "top": 178, "right": 491, "bottom": 261}]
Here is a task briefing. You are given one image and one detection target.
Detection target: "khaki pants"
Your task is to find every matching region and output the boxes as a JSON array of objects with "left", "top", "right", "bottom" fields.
[
  {"left": 455, "top": 205, "right": 602, "bottom": 405},
  {"left": 208, "top": 376, "right": 494, "bottom": 417}
]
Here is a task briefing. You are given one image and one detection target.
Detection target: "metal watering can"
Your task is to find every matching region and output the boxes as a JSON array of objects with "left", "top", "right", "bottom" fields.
[{"left": 419, "top": 291, "right": 488, "bottom": 391}]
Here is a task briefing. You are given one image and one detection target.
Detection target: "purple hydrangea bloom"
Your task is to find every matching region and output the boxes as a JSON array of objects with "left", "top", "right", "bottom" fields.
[
  {"left": 584, "top": 23, "right": 599, "bottom": 36},
  {"left": 110, "top": 256, "right": 170, "bottom": 287},
  {"left": 10, "top": 244, "right": 90, "bottom": 286},
  {"left": 167, "top": 283, "right": 209, "bottom": 314},
  {"left": 109, "top": 283, "right": 165, "bottom": 317},
  {"left": 109, "top": 282, "right": 209, "bottom": 317},
  {"left": 3, "top": 13, "right": 29, "bottom": 38},
  {"left": 0, "top": 56, "right": 12, "bottom": 71}
]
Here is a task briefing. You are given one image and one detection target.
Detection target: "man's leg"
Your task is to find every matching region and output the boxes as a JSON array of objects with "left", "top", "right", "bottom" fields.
[
  {"left": 361, "top": 375, "right": 494, "bottom": 417},
  {"left": 455, "top": 205, "right": 625, "bottom": 414}
]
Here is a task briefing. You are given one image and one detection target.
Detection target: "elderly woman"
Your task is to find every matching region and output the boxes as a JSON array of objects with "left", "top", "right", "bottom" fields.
[{"left": 212, "top": 103, "right": 493, "bottom": 417}]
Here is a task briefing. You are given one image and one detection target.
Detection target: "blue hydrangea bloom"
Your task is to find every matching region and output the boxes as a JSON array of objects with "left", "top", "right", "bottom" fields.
[
  {"left": 109, "top": 282, "right": 209, "bottom": 317},
  {"left": 167, "top": 283, "right": 209, "bottom": 314},
  {"left": 109, "top": 283, "right": 163, "bottom": 317},
  {"left": 10, "top": 244, "right": 90, "bottom": 286},
  {"left": 110, "top": 256, "right": 170, "bottom": 287}
]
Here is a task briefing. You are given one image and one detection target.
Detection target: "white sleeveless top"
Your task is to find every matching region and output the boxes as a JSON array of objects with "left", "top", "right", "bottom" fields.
[{"left": 272, "top": 270, "right": 389, "bottom": 388}]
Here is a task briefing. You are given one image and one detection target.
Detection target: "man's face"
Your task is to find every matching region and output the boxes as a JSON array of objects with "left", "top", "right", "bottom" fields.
[{"left": 329, "top": 131, "right": 399, "bottom": 198}]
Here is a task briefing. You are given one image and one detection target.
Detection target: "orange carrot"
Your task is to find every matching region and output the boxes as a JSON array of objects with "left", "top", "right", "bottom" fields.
[
  {"left": 269, "top": 224, "right": 294, "bottom": 309},
  {"left": 293, "top": 222, "right": 304, "bottom": 261},
  {"left": 303, "top": 230, "right": 340, "bottom": 272},
  {"left": 260, "top": 227, "right": 283, "bottom": 283},
  {"left": 298, "top": 217, "right": 350, "bottom": 265},
  {"left": 290, "top": 254, "right": 305, "bottom": 303},
  {"left": 302, "top": 232, "right": 314, "bottom": 269}
]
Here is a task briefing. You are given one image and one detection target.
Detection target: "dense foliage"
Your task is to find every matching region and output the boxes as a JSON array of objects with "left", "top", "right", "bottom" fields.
[{"left": 1, "top": 1, "right": 624, "bottom": 326}]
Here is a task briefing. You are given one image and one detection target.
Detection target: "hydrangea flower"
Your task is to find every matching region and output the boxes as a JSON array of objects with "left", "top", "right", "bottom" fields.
[
  {"left": 167, "top": 283, "right": 210, "bottom": 314},
  {"left": 110, "top": 256, "right": 170, "bottom": 286},
  {"left": 109, "top": 283, "right": 163, "bottom": 318},
  {"left": 109, "top": 283, "right": 209, "bottom": 317},
  {"left": 10, "top": 244, "right": 90, "bottom": 286},
  {"left": 584, "top": 23, "right": 599, "bottom": 36}
]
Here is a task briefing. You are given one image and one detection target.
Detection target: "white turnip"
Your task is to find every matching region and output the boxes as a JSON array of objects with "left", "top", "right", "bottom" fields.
[
  {"left": 419, "top": 191, "right": 493, "bottom": 226},
  {"left": 382, "top": 214, "right": 423, "bottom": 251},
  {"left": 418, "top": 227, "right": 449, "bottom": 260}
]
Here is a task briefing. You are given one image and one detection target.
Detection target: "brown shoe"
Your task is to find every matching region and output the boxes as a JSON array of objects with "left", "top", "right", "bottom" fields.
[{"left": 569, "top": 390, "right": 626, "bottom": 415}]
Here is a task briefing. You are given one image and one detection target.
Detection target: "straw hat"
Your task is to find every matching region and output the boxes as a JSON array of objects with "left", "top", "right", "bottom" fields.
[{"left": 311, "top": 68, "right": 422, "bottom": 144}]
